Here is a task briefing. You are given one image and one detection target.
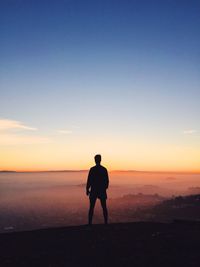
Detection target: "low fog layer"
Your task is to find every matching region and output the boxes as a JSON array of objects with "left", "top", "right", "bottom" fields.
[{"left": 0, "top": 171, "right": 200, "bottom": 232}]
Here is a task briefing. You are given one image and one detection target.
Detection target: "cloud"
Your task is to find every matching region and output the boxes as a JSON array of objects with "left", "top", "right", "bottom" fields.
[
  {"left": 183, "top": 130, "right": 197, "bottom": 135},
  {"left": 0, "top": 118, "right": 51, "bottom": 145},
  {"left": 57, "top": 130, "right": 72, "bottom": 134},
  {"left": 0, "top": 119, "right": 37, "bottom": 131}
]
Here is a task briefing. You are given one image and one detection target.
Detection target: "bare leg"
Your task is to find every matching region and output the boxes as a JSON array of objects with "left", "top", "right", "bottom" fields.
[
  {"left": 88, "top": 197, "right": 96, "bottom": 225},
  {"left": 100, "top": 199, "right": 108, "bottom": 224}
]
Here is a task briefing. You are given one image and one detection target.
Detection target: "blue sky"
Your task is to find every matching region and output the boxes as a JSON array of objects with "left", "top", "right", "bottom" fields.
[{"left": 0, "top": 0, "right": 200, "bottom": 170}]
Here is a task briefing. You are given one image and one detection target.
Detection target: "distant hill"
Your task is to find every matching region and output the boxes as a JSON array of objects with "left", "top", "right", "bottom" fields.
[
  {"left": 0, "top": 170, "right": 16, "bottom": 173},
  {"left": 144, "top": 194, "right": 200, "bottom": 222}
]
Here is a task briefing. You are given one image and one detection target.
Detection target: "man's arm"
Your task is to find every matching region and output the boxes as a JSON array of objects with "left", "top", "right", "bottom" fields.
[
  {"left": 86, "top": 169, "right": 92, "bottom": 196},
  {"left": 105, "top": 169, "right": 109, "bottom": 189}
]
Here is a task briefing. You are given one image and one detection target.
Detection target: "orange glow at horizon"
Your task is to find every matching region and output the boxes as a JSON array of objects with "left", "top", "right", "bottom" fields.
[{"left": 0, "top": 134, "right": 200, "bottom": 173}]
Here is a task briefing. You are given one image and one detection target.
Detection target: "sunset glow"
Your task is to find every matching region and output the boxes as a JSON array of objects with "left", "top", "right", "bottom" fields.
[{"left": 1, "top": 1, "right": 200, "bottom": 172}]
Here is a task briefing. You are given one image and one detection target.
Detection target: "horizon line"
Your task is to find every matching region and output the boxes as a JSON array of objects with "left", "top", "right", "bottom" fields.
[{"left": 0, "top": 169, "right": 200, "bottom": 174}]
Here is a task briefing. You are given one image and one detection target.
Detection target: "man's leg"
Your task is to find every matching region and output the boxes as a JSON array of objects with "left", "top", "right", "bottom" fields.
[
  {"left": 100, "top": 198, "right": 108, "bottom": 224},
  {"left": 88, "top": 197, "right": 96, "bottom": 225}
]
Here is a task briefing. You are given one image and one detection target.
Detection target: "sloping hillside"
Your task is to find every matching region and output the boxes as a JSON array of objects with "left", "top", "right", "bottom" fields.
[{"left": 0, "top": 221, "right": 200, "bottom": 267}]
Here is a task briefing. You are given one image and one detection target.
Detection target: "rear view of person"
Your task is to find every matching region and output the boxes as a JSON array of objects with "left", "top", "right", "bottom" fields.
[{"left": 86, "top": 154, "right": 109, "bottom": 225}]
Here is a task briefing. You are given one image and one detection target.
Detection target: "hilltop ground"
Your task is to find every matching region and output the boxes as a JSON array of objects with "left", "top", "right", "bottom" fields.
[{"left": 0, "top": 221, "right": 200, "bottom": 267}]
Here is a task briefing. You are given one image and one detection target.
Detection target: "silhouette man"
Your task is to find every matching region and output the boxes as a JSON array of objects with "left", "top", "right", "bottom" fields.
[{"left": 86, "top": 154, "right": 109, "bottom": 225}]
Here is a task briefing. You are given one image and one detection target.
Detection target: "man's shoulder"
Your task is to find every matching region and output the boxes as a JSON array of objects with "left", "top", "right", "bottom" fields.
[
  {"left": 101, "top": 165, "right": 108, "bottom": 171},
  {"left": 90, "top": 166, "right": 96, "bottom": 171},
  {"left": 98, "top": 165, "right": 108, "bottom": 173},
  {"left": 90, "top": 165, "right": 107, "bottom": 171}
]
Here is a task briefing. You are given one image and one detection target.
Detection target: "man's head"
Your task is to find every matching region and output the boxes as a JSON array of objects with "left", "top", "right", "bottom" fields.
[{"left": 94, "top": 154, "right": 101, "bottom": 165}]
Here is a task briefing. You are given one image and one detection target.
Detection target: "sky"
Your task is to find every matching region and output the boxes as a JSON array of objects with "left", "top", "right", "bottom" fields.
[{"left": 0, "top": 0, "right": 200, "bottom": 171}]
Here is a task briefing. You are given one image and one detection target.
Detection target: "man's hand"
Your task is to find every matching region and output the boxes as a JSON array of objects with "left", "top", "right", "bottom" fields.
[{"left": 86, "top": 189, "right": 90, "bottom": 196}]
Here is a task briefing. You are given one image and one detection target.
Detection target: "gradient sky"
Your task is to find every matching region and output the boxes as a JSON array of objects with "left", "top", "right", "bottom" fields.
[{"left": 0, "top": 0, "right": 200, "bottom": 171}]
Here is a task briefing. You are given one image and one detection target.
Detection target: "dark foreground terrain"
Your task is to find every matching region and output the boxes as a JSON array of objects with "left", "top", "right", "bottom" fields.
[{"left": 0, "top": 221, "right": 200, "bottom": 267}]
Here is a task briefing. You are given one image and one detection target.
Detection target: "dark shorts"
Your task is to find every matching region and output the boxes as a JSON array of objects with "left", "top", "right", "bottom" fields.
[
  {"left": 89, "top": 191, "right": 107, "bottom": 200},
  {"left": 89, "top": 196, "right": 107, "bottom": 208}
]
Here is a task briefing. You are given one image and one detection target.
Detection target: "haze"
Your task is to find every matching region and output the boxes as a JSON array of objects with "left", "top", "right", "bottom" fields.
[{"left": 1, "top": 171, "right": 200, "bottom": 232}]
